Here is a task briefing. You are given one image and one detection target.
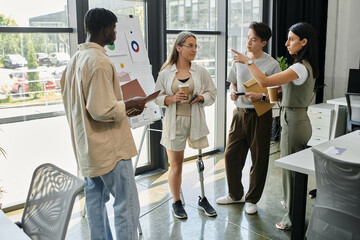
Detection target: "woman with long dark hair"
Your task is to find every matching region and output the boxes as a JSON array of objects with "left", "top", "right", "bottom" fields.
[{"left": 231, "top": 22, "right": 319, "bottom": 230}]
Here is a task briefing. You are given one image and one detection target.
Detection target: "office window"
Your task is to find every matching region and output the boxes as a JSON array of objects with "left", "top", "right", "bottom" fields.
[
  {"left": 0, "top": 1, "right": 73, "bottom": 208},
  {"left": 228, "top": 0, "right": 261, "bottom": 62},
  {"left": 167, "top": 0, "right": 217, "bottom": 30},
  {"left": 0, "top": 1, "right": 68, "bottom": 27},
  {"left": 0, "top": 32, "right": 69, "bottom": 104},
  {"left": 226, "top": 0, "right": 261, "bottom": 130}
]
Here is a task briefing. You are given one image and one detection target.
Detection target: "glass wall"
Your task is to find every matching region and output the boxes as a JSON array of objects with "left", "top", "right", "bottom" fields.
[
  {"left": 165, "top": 0, "right": 218, "bottom": 158},
  {"left": 166, "top": 0, "right": 217, "bottom": 30},
  {"left": 0, "top": 0, "right": 72, "bottom": 208},
  {"left": 0, "top": 0, "right": 149, "bottom": 208},
  {"left": 228, "top": 0, "right": 261, "bottom": 65},
  {"left": 226, "top": 0, "right": 261, "bottom": 130},
  {"left": 0, "top": 0, "right": 68, "bottom": 27}
]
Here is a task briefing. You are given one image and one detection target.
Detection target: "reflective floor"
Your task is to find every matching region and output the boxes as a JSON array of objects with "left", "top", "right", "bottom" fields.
[{"left": 6, "top": 142, "right": 316, "bottom": 240}]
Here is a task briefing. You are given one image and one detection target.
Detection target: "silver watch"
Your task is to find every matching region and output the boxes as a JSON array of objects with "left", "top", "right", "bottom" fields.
[{"left": 247, "top": 59, "right": 253, "bottom": 66}]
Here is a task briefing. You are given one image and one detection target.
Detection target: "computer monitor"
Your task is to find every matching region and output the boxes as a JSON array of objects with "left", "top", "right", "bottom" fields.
[{"left": 347, "top": 69, "right": 360, "bottom": 93}]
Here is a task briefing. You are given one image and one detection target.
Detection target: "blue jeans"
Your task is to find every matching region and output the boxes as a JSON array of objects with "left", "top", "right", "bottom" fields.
[{"left": 84, "top": 160, "right": 140, "bottom": 240}]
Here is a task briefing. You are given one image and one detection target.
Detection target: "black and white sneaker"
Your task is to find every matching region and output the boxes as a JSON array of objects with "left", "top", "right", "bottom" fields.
[
  {"left": 198, "top": 196, "right": 217, "bottom": 217},
  {"left": 172, "top": 200, "right": 188, "bottom": 219},
  {"left": 309, "top": 189, "right": 317, "bottom": 199}
]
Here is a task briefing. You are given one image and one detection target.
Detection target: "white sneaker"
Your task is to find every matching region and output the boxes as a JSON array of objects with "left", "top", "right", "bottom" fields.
[
  {"left": 245, "top": 203, "right": 258, "bottom": 215},
  {"left": 216, "top": 194, "right": 245, "bottom": 205}
]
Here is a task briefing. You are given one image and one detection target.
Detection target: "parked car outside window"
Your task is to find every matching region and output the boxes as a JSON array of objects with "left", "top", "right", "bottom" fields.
[
  {"left": 7, "top": 71, "right": 57, "bottom": 96},
  {"left": 39, "top": 72, "right": 57, "bottom": 91},
  {"left": 3, "top": 54, "right": 28, "bottom": 69},
  {"left": 50, "top": 52, "right": 70, "bottom": 66},
  {"left": 36, "top": 53, "right": 51, "bottom": 67},
  {"left": 9, "top": 72, "right": 29, "bottom": 95},
  {"left": 52, "top": 65, "right": 66, "bottom": 89}
]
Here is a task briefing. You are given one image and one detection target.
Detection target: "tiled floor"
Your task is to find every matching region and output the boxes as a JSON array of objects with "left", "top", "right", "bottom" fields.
[{"left": 6, "top": 142, "right": 316, "bottom": 240}]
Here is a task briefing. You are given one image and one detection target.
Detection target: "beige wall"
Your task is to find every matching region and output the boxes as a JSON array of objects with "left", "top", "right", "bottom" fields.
[{"left": 324, "top": 0, "right": 360, "bottom": 101}]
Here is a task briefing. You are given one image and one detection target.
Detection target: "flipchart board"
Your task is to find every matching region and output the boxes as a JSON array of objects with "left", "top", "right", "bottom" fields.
[{"left": 105, "top": 15, "right": 162, "bottom": 128}]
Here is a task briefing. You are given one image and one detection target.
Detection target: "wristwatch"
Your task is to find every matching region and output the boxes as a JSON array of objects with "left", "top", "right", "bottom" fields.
[
  {"left": 261, "top": 93, "right": 266, "bottom": 102},
  {"left": 247, "top": 59, "right": 253, "bottom": 66}
]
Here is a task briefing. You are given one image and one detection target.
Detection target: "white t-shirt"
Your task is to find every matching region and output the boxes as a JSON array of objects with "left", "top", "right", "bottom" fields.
[{"left": 289, "top": 62, "right": 309, "bottom": 85}]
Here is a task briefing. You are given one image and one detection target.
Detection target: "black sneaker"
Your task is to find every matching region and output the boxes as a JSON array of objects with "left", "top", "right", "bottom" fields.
[
  {"left": 172, "top": 200, "right": 188, "bottom": 219},
  {"left": 309, "top": 189, "right": 317, "bottom": 199},
  {"left": 198, "top": 196, "right": 217, "bottom": 217}
]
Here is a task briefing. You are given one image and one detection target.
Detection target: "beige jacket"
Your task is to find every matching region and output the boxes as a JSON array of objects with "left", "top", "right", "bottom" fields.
[
  {"left": 154, "top": 63, "right": 217, "bottom": 140},
  {"left": 61, "top": 42, "right": 137, "bottom": 178}
]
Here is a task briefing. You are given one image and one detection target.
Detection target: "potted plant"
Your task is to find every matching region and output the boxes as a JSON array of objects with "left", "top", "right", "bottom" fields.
[{"left": 277, "top": 56, "right": 289, "bottom": 71}]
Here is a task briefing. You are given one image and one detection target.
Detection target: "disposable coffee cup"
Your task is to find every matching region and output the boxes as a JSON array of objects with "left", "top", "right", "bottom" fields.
[
  {"left": 267, "top": 86, "right": 280, "bottom": 103},
  {"left": 178, "top": 84, "right": 190, "bottom": 103}
]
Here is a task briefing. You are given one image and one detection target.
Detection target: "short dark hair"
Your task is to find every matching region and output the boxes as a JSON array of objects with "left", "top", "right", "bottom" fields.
[
  {"left": 84, "top": 8, "right": 117, "bottom": 35},
  {"left": 289, "top": 22, "right": 319, "bottom": 78},
  {"left": 249, "top": 22, "right": 272, "bottom": 42}
]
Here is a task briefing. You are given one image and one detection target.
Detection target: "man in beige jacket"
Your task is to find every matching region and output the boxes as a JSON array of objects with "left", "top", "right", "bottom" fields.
[{"left": 61, "top": 8, "right": 145, "bottom": 240}]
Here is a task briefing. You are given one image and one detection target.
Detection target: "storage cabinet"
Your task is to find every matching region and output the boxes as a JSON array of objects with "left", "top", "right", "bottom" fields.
[{"left": 307, "top": 103, "right": 334, "bottom": 146}]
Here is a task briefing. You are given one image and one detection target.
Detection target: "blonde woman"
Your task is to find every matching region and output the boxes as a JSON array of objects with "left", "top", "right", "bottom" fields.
[{"left": 154, "top": 32, "right": 217, "bottom": 219}]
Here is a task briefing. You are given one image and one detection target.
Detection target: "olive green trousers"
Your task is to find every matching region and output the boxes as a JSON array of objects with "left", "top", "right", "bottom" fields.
[{"left": 279, "top": 108, "right": 312, "bottom": 227}]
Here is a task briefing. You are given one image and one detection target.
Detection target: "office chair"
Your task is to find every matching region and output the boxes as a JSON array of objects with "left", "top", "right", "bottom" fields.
[
  {"left": 306, "top": 148, "right": 360, "bottom": 239},
  {"left": 345, "top": 92, "right": 360, "bottom": 132},
  {"left": 19, "top": 163, "right": 85, "bottom": 240}
]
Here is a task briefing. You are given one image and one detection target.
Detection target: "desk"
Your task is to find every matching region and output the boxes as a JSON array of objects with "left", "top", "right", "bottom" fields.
[
  {"left": 327, "top": 97, "right": 360, "bottom": 138},
  {"left": 0, "top": 210, "right": 30, "bottom": 239},
  {"left": 274, "top": 130, "right": 360, "bottom": 240}
]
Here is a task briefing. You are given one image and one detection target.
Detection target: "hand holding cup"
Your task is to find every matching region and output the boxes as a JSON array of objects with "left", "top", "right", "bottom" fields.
[
  {"left": 267, "top": 86, "right": 280, "bottom": 103},
  {"left": 178, "top": 84, "right": 190, "bottom": 103}
]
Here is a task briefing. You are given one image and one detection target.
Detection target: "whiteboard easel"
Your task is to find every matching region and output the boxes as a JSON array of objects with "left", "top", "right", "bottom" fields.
[{"left": 106, "top": 14, "right": 162, "bottom": 129}]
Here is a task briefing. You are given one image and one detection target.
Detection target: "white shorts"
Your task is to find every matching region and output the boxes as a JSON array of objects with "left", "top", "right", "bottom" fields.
[{"left": 161, "top": 115, "right": 209, "bottom": 151}]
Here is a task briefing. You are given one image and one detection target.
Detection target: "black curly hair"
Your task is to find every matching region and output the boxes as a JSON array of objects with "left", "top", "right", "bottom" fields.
[{"left": 84, "top": 8, "right": 117, "bottom": 35}]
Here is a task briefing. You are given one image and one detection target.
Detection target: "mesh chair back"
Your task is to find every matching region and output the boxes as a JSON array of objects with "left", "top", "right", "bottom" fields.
[
  {"left": 306, "top": 148, "right": 360, "bottom": 239},
  {"left": 21, "top": 163, "right": 85, "bottom": 240},
  {"left": 345, "top": 93, "right": 360, "bottom": 132}
]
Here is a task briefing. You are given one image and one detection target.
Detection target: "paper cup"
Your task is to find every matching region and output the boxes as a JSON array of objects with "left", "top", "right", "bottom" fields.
[
  {"left": 267, "top": 86, "right": 280, "bottom": 103},
  {"left": 178, "top": 84, "right": 190, "bottom": 103}
]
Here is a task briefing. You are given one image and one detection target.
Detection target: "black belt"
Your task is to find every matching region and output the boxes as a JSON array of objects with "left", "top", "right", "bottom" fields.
[
  {"left": 281, "top": 107, "right": 308, "bottom": 111},
  {"left": 237, "top": 107, "right": 256, "bottom": 113}
]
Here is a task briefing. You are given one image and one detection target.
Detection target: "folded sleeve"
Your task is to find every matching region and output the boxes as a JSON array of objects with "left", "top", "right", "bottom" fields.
[{"left": 86, "top": 67, "right": 126, "bottom": 122}]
